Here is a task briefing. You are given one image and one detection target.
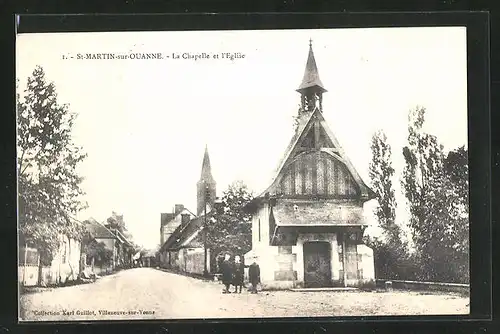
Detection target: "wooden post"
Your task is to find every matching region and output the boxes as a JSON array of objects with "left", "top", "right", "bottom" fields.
[
  {"left": 203, "top": 199, "right": 208, "bottom": 276},
  {"left": 23, "top": 244, "right": 27, "bottom": 286},
  {"left": 36, "top": 248, "right": 41, "bottom": 286},
  {"left": 342, "top": 233, "right": 347, "bottom": 288},
  {"left": 203, "top": 185, "right": 210, "bottom": 277}
]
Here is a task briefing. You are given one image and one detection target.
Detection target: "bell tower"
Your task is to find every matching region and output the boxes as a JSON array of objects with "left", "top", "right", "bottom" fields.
[
  {"left": 196, "top": 145, "right": 216, "bottom": 215},
  {"left": 296, "top": 39, "right": 327, "bottom": 115}
]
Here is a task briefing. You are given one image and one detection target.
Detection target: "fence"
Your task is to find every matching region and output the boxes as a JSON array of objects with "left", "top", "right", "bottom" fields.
[
  {"left": 19, "top": 247, "right": 40, "bottom": 286},
  {"left": 375, "top": 279, "right": 470, "bottom": 294},
  {"left": 185, "top": 252, "right": 205, "bottom": 275}
]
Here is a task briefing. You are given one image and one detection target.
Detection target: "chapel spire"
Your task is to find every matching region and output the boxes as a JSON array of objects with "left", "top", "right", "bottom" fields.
[{"left": 297, "top": 39, "right": 327, "bottom": 114}]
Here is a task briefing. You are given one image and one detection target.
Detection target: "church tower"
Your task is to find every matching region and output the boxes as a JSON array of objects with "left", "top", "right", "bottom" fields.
[
  {"left": 196, "top": 145, "right": 216, "bottom": 215},
  {"left": 296, "top": 39, "right": 327, "bottom": 117}
]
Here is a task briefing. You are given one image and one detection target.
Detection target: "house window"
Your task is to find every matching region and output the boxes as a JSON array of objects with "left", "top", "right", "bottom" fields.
[{"left": 258, "top": 219, "right": 261, "bottom": 242}]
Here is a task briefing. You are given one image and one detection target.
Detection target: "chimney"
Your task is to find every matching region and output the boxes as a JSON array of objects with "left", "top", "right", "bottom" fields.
[
  {"left": 181, "top": 214, "right": 190, "bottom": 227},
  {"left": 174, "top": 204, "right": 184, "bottom": 215}
]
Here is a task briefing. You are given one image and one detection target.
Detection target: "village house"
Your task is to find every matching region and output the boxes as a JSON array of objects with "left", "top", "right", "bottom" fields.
[
  {"left": 105, "top": 226, "right": 135, "bottom": 269},
  {"left": 243, "top": 41, "right": 377, "bottom": 290},
  {"left": 159, "top": 204, "right": 197, "bottom": 258},
  {"left": 19, "top": 224, "right": 82, "bottom": 287},
  {"left": 140, "top": 250, "right": 159, "bottom": 267},
  {"left": 158, "top": 146, "right": 217, "bottom": 275},
  {"left": 84, "top": 218, "right": 134, "bottom": 274}
]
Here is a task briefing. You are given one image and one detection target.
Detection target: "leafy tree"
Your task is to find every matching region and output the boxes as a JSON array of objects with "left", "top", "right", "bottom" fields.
[
  {"left": 424, "top": 146, "right": 469, "bottom": 282},
  {"left": 206, "top": 181, "right": 254, "bottom": 265},
  {"left": 401, "top": 107, "right": 469, "bottom": 283},
  {"left": 367, "top": 130, "right": 412, "bottom": 279},
  {"left": 82, "top": 238, "right": 113, "bottom": 267},
  {"left": 402, "top": 107, "right": 445, "bottom": 252},
  {"left": 105, "top": 211, "right": 128, "bottom": 235},
  {"left": 444, "top": 146, "right": 469, "bottom": 209},
  {"left": 368, "top": 130, "right": 398, "bottom": 241},
  {"left": 17, "top": 66, "right": 87, "bottom": 276}
]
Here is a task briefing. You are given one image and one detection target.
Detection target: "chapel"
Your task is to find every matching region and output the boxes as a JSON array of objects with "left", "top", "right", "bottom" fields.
[{"left": 244, "top": 40, "right": 377, "bottom": 289}]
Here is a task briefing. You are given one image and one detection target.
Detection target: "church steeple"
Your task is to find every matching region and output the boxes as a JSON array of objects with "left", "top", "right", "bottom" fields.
[
  {"left": 197, "top": 145, "right": 216, "bottom": 215},
  {"left": 297, "top": 39, "right": 327, "bottom": 114},
  {"left": 200, "top": 144, "right": 214, "bottom": 183}
]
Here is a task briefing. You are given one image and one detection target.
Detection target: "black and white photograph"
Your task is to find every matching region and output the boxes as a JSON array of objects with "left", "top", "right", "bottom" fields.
[{"left": 16, "top": 27, "right": 469, "bottom": 321}]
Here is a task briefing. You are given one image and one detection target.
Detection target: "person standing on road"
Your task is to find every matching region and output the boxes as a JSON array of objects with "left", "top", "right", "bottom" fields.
[
  {"left": 248, "top": 260, "right": 261, "bottom": 294},
  {"left": 232, "top": 255, "right": 245, "bottom": 293},
  {"left": 221, "top": 253, "right": 233, "bottom": 294}
]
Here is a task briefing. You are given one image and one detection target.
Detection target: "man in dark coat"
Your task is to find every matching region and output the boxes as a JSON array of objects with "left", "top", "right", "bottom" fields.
[
  {"left": 248, "top": 260, "right": 261, "bottom": 294},
  {"left": 232, "top": 255, "right": 245, "bottom": 293},
  {"left": 220, "top": 254, "right": 233, "bottom": 293}
]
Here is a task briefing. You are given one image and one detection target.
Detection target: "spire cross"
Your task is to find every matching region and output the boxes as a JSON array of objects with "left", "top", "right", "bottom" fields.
[{"left": 309, "top": 38, "right": 313, "bottom": 47}]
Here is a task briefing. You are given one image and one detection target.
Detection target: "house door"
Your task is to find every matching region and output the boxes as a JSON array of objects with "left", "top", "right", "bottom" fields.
[{"left": 303, "top": 242, "right": 332, "bottom": 288}]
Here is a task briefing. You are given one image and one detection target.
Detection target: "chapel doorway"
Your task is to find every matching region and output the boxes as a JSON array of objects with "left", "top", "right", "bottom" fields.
[{"left": 303, "top": 241, "right": 332, "bottom": 288}]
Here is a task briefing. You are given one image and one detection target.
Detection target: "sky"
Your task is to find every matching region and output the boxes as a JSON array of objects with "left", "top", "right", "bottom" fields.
[{"left": 16, "top": 27, "right": 468, "bottom": 249}]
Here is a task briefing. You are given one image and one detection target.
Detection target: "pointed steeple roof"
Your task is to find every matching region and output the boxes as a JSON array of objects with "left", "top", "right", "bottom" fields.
[
  {"left": 296, "top": 39, "right": 327, "bottom": 94},
  {"left": 200, "top": 145, "right": 215, "bottom": 183}
]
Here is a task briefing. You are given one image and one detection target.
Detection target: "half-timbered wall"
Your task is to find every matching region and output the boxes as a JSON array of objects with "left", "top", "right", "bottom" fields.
[{"left": 278, "top": 152, "right": 360, "bottom": 198}]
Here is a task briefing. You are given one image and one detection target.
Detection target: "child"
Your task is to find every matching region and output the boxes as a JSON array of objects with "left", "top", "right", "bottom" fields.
[{"left": 232, "top": 255, "right": 245, "bottom": 293}]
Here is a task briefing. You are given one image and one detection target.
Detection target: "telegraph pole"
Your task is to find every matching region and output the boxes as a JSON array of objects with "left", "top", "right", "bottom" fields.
[{"left": 203, "top": 184, "right": 209, "bottom": 277}]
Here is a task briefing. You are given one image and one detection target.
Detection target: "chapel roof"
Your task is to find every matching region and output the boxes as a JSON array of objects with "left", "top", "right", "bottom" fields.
[
  {"left": 258, "top": 108, "right": 375, "bottom": 201},
  {"left": 296, "top": 40, "right": 327, "bottom": 94}
]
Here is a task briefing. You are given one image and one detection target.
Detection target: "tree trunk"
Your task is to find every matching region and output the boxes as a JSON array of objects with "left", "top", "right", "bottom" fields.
[
  {"left": 37, "top": 248, "right": 43, "bottom": 286},
  {"left": 22, "top": 243, "right": 27, "bottom": 286},
  {"left": 79, "top": 240, "right": 84, "bottom": 274}
]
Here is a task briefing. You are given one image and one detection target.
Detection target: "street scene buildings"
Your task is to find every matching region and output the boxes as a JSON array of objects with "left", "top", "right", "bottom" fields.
[{"left": 17, "top": 28, "right": 470, "bottom": 320}]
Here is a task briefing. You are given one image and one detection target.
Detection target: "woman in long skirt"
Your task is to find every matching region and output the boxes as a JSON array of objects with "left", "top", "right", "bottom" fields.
[{"left": 220, "top": 254, "right": 233, "bottom": 293}]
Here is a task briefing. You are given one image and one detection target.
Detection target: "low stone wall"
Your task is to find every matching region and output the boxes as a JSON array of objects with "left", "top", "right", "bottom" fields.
[
  {"left": 18, "top": 265, "right": 39, "bottom": 286},
  {"left": 376, "top": 279, "right": 469, "bottom": 294}
]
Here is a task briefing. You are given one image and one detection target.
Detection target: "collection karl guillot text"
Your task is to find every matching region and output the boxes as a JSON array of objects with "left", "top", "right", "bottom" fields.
[{"left": 33, "top": 309, "right": 155, "bottom": 316}]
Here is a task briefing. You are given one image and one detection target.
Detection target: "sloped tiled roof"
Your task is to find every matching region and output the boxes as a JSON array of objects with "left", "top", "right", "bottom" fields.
[
  {"left": 108, "top": 227, "right": 133, "bottom": 247},
  {"left": 161, "top": 208, "right": 197, "bottom": 227},
  {"left": 162, "top": 214, "right": 210, "bottom": 251},
  {"left": 86, "top": 219, "right": 116, "bottom": 239}
]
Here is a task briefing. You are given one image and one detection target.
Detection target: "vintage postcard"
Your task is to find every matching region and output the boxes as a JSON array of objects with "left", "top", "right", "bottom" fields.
[{"left": 17, "top": 26, "right": 469, "bottom": 321}]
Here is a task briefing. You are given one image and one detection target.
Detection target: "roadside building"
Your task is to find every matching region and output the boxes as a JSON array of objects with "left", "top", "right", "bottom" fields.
[
  {"left": 243, "top": 41, "right": 377, "bottom": 289},
  {"left": 159, "top": 146, "right": 216, "bottom": 275}
]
